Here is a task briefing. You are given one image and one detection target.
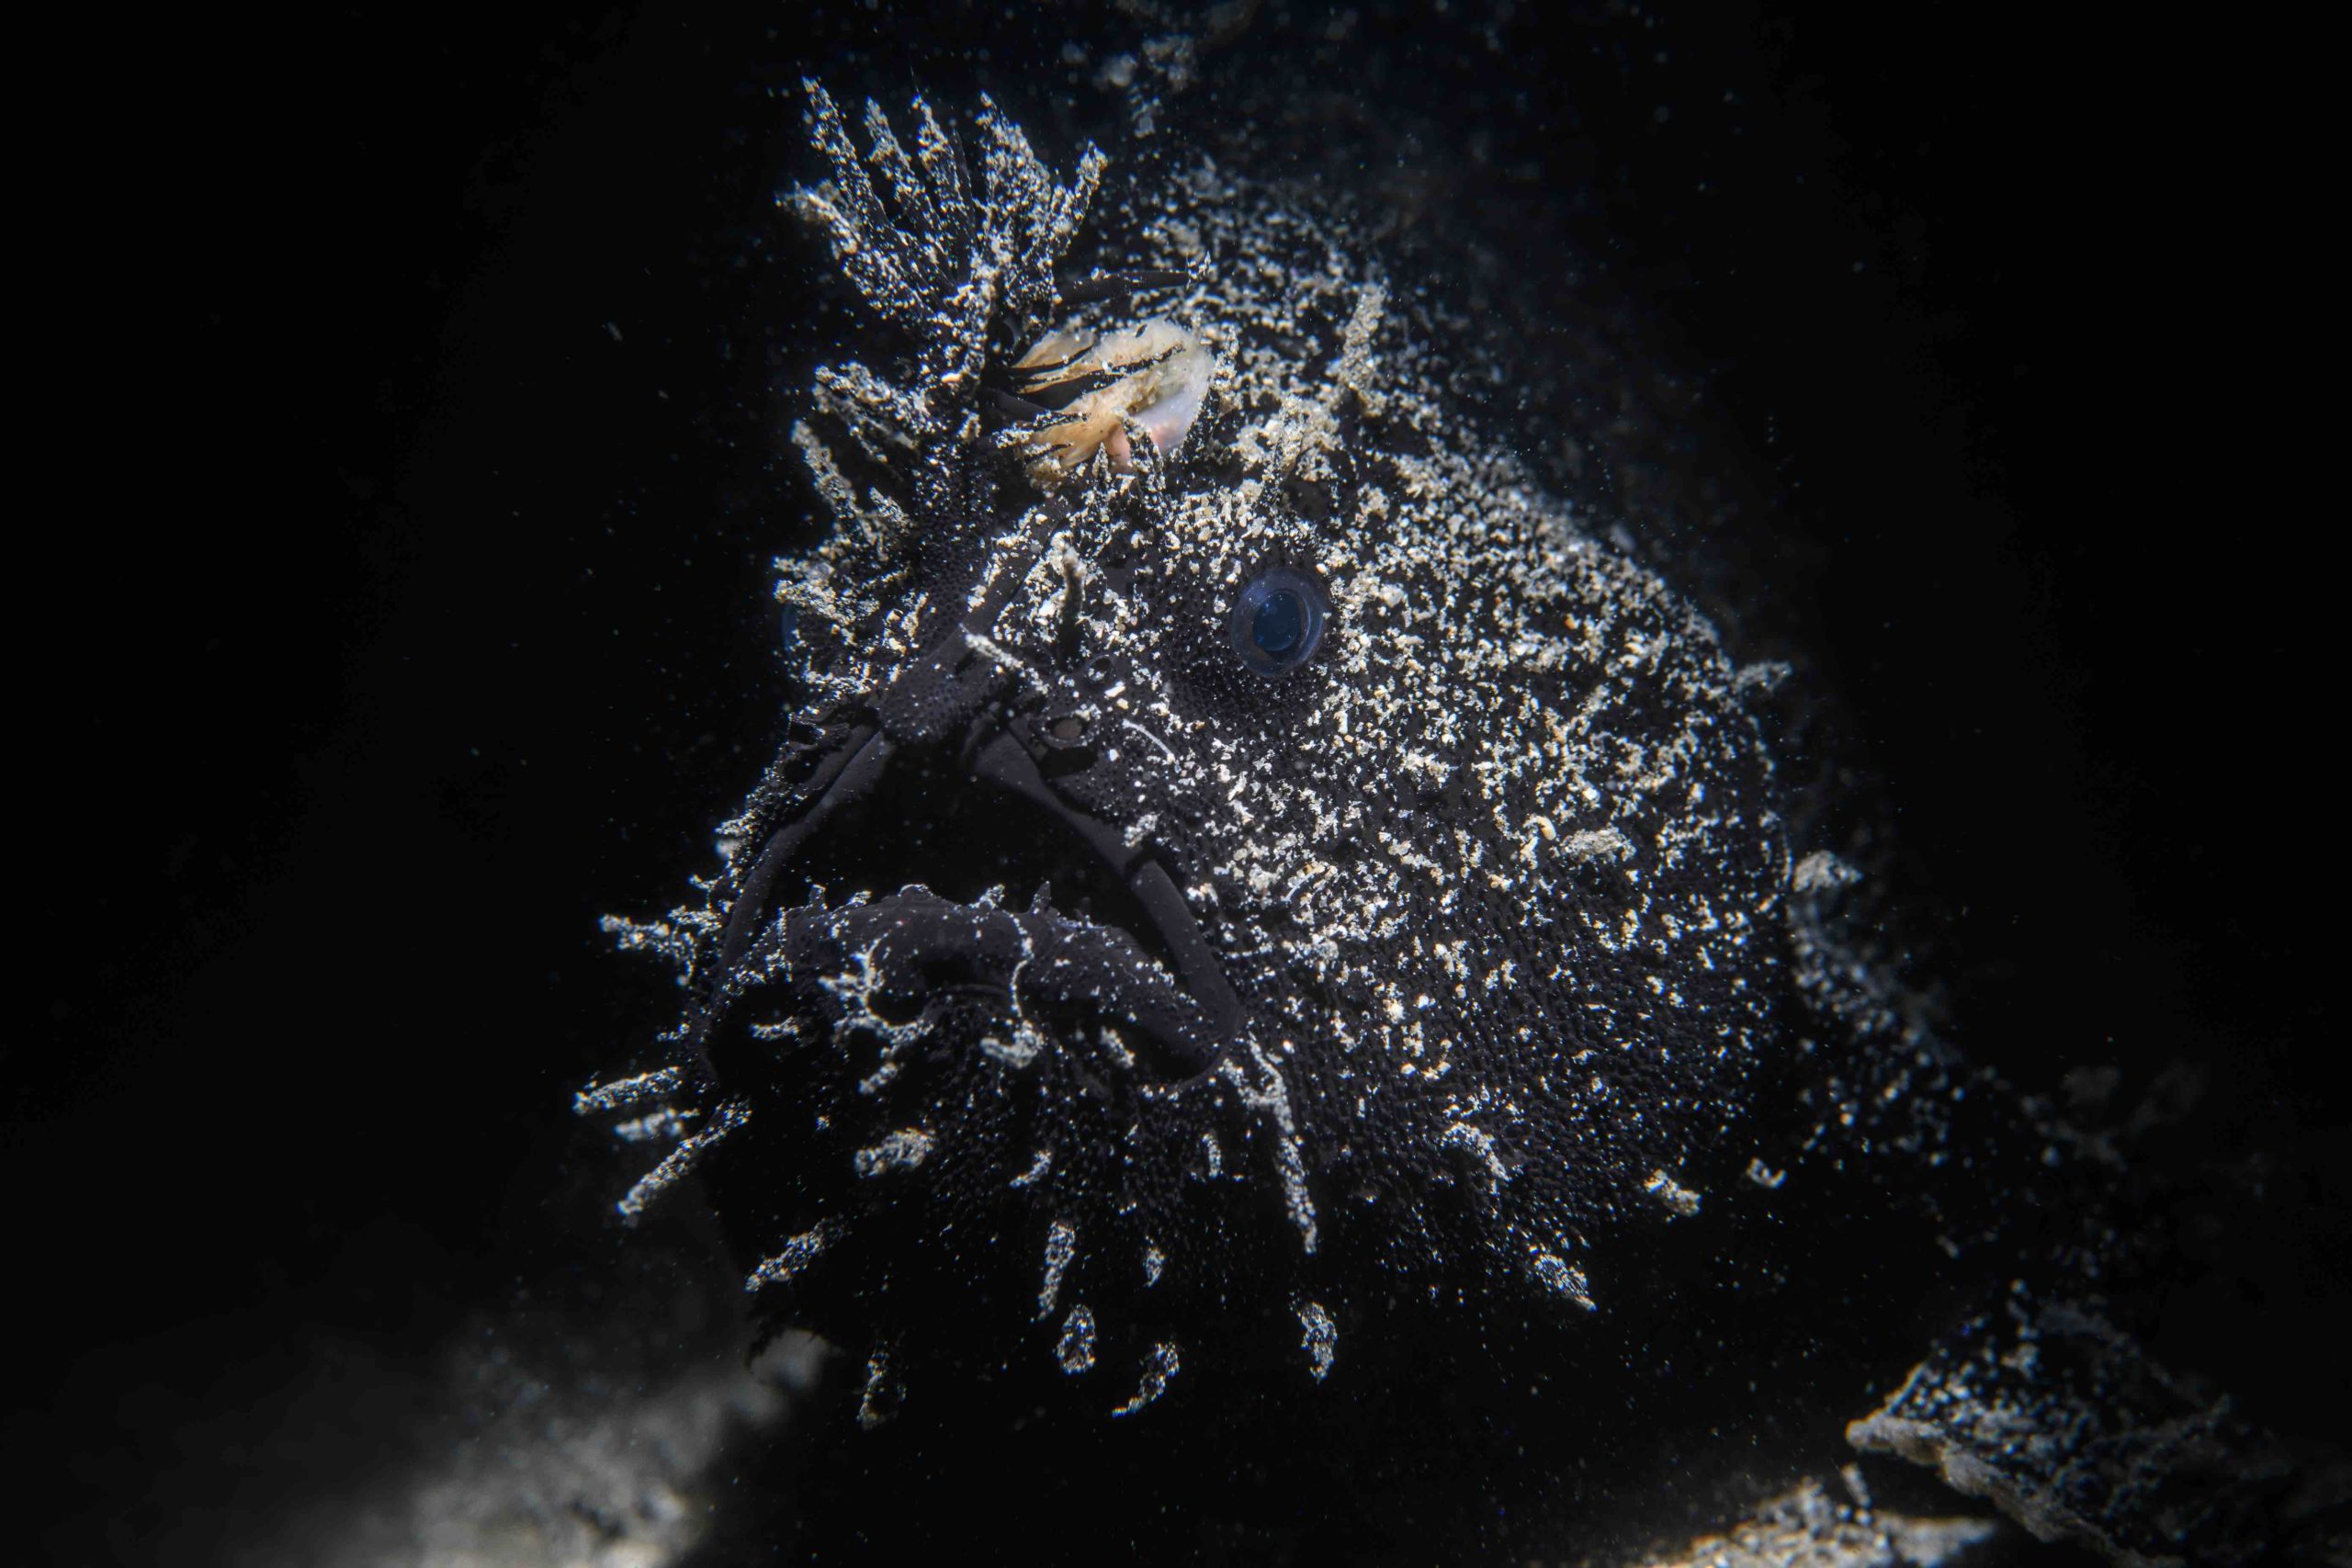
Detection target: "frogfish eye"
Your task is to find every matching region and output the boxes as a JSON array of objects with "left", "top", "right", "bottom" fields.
[{"left": 1228, "top": 564, "right": 1329, "bottom": 678}]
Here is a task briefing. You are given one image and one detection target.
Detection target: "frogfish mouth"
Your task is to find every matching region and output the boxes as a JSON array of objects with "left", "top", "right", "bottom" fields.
[{"left": 707, "top": 610, "right": 1242, "bottom": 1089}]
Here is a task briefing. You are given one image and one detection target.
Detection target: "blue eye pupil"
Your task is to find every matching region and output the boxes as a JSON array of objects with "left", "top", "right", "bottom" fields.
[
  {"left": 1252, "top": 591, "right": 1304, "bottom": 657},
  {"left": 1228, "top": 564, "right": 1329, "bottom": 678}
]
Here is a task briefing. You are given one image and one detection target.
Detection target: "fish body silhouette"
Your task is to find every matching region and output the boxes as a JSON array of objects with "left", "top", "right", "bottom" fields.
[{"left": 586, "top": 87, "right": 2334, "bottom": 1563}]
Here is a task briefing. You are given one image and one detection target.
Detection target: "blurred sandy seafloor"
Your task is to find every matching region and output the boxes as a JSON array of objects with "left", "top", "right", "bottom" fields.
[{"left": 19, "top": 0, "right": 2344, "bottom": 1563}]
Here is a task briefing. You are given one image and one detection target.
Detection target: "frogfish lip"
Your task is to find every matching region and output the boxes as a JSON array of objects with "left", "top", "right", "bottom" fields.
[{"left": 698, "top": 633, "right": 1239, "bottom": 1081}]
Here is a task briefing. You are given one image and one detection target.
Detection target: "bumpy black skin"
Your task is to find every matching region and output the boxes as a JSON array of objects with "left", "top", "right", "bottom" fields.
[{"left": 588, "top": 87, "right": 2318, "bottom": 1562}]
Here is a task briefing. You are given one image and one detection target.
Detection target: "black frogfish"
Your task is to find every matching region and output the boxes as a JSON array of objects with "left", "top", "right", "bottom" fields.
[{"left": 583, "top": 85, "right": 2333, "bottom": 1565}]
